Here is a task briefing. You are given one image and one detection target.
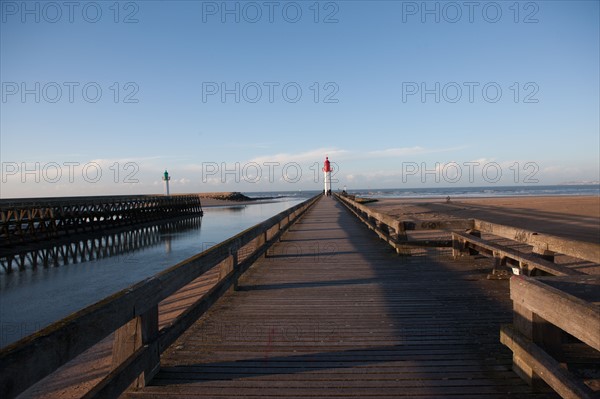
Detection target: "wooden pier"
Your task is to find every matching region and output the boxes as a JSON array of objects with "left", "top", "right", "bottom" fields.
[
  {"left": 125, "top": 195, "right": 551, "bottom": 398},
  {"left": 2, "top": 195, "right": 598, "bottom": 398}
]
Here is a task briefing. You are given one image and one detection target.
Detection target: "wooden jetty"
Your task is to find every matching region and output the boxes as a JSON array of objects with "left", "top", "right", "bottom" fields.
[
  {"left": 1, "top": 194, "right": 598, "bottom": 398},
  {"left": 0, "top": 194, "right": 204, "bottom": 248},
  {"left": 0, "top": 195, "right": 205, "bottom": 273}
]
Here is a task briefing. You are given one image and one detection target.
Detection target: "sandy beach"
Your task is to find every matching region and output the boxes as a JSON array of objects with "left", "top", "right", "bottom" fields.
[{"left": 367, "top": 196, "right": 600, "bottom": 244}]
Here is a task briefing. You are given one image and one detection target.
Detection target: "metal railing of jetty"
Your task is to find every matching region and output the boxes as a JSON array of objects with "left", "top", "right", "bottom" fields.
[
  {"left": 335, "top": 193, "right": 599, "bottom": 277},
  {"left": 335, "top": 193, "right": 600, "bottom": 398},
  {"left": 0, "top": 194, "right": 321, "bottom": 399}
]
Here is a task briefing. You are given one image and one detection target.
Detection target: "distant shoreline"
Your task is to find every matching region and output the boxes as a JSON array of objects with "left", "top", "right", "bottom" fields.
[{"left": 199, "top": 192, "right": 291, "bottom": 207}]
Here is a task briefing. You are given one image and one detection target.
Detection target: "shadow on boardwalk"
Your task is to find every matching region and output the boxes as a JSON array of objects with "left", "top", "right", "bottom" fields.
[{"left": 128, "top": 197, "right": 555, "bottom": 398}]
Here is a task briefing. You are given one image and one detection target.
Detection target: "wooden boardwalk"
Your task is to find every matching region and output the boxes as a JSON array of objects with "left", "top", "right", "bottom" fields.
[{"left": 128, "top": 197, "right": 555, "bottom": 398}]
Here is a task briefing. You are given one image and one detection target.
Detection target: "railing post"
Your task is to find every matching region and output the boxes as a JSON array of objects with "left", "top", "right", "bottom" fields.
[
  {"left": 230, "top": 247, "right": 239, "bottom": 291},
  {"left": 488, "top": 253, "right": 510, "bottom": 279},
  {"left": 466, "top": 229, "right": 481, "bottom": 255},
  {"left": 511, "top": 302, "right": 563, "bottom": 389},
  {"left": 375, "top": 221, "right": 388, "bottom": 235},
  {"left": 532, "top": 245, "right": 555, "bottom": 263},
  {"left": 451, "top": 233, "right": 465, "bottom": 259},
  {"left": 387, "top": 221, "right": 409, "bottom": 256},
  {"left": 393, "top": 221, "right": 407, "bottom": 242},
  {"left": 111, "top": 305, "right": 159, "bottom": 389},
  {"left": 262, "top": 231, "right": 269, "bottom": 257}
]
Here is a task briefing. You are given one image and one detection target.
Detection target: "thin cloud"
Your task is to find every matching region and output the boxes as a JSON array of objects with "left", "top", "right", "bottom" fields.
[
  {"left": 249, "top": 148, "right": 349, "bottom": 164},
  {"left": 366, "top": 146, "right": 467, "bottom": 158}
]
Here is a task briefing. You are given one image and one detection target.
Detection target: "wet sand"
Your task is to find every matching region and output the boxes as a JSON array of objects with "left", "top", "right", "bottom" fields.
[{"left": 368, "top": 196, "right": 600, "bottom": 244}]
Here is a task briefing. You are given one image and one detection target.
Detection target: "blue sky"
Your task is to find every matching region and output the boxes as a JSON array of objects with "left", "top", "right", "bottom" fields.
[{"left": 1, "top": 0, "right": 599, "bottom": 197}]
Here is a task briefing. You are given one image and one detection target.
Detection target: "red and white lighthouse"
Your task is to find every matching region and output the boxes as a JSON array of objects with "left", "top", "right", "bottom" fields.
[{"left": 323, "top": 156, "right": 332, "bottom": 195}]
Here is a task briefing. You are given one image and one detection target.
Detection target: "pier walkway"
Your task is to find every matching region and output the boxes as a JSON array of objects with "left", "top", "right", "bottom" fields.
[{"left": 129, "top": 197, "right": 551, "bottom": 398}]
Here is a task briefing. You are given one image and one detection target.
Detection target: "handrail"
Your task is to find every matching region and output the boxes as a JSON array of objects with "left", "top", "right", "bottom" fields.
[
  {"left": 452, "top": 231, "right": 583, "bottom": 277},
  {"left": 0, "top": 194, "right": 321, "bottom": 399},
  {"left": 335, "top": 193, "right": 466, "bottom": 253},
  {"left": 500, "top": 275, "right": 600, "bottom": 398},
  {"left": 336, "top": 193, "right": 599, "bottom": 272},
  {"left": 473, "top": 220, "right": 600, "bottom": 264}
]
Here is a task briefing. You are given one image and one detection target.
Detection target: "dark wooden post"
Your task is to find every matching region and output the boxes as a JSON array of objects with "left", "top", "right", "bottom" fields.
[
  {"left": 488, "top": 253, "right": 510, "bottom": 279},
  {"left": 392, "top": 221, "right": 411, "bottom": 255},
  {"left": 111, "top": 305, "right": 160, "bottom": 389},
  {"left": 533, "top": 245, "right": 555, "bottom": 263},
  {"left": 230, "top": 247, "right": 239, "bottom": 291},
  {"left": 510, "top": 278, "right": 565, "bottom": 389},
  {"left": 466, "top": 229, "right": 481, "bottom": 255},
  {"left": 451, "top": 233, "right": 467, "bottom": 259}
]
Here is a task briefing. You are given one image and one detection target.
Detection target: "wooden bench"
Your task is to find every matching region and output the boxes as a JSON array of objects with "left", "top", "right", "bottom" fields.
[{"left": 500, "top": 275, "right": 600, "bottom": 398}]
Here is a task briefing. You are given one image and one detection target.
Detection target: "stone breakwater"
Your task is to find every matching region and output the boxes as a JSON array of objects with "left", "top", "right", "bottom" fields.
[{"left": 197, "top": 192, "right": 253, "bottom": 202}]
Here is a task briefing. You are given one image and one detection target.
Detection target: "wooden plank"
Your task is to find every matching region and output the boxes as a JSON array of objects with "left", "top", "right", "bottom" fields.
[
  {"left": 535, "top": 275, "right": 600, "bottom": 304},
  {"left": 501, "top": 324, "right": 596, "bottom": 399},
  {"left": 510, "top": 276, "right": 600, "bottom": 351},
  {"left": 474, "top": 219, "right": 600, "bottom": 264},
  {"left": 452, "top": 232, "right": 582, "bottom": 277},
  {"left": 402, "top": 219, "right": 474, "bottom": 231}
]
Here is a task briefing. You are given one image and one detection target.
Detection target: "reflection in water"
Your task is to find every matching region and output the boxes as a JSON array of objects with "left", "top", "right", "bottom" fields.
[
  {"left": 165, "top": 237, "right": 172, "bottom": 254},
  {"left": 0, "top": 216, "right": 203, "bottom": 274},
  {"left": 206, "top": 205, "right": 247, "bottom": 212}
]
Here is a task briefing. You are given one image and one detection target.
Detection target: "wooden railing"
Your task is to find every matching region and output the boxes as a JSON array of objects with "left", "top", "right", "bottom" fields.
[
  {"left": 0, "top": 194, "right": 321, "bottom": 399},
  {"left": 451, "top": 220, "right": 598, "bottom": 278},
  {"left": 501, "top": 275, "right": 600, "bottom": 399},
  {"left": 471, "top": 220, "right": 600, "bottom": 265},
  {"left": 335, "top": 193, "right": 470, "bottom": 254},
  {"left": 336, "top": 194, "right": 597, "bottom": 277}
]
